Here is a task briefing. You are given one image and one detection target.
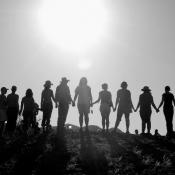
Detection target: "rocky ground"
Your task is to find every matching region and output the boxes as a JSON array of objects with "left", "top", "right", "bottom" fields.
[{"left": 0, "top": 126, "right": 175, "bottom": 175}]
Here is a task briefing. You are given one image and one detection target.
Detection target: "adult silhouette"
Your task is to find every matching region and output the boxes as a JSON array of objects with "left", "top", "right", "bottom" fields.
[
  {"left": 6, "top": 86, "right": 19, "bottom": 137},
  {"left": 41, "top": 80, "right": 56, "bottom": 131},
  {"left": 113, "top": 81, "right": 135, "bottom": 134},
  {"left": 92, "top": 83, "right": 114, "bottom": 132},
  {"left": 73, "top": 77, "right": 92, "bottom": 130},
  {"left": 55, "top": 77, "right": 73, "bottom": 133},
  {"left": 158, "top": 86, "right": 175, "bottom": 137},
  {"left": 135, "top": 86, "right": 159, "bottom": 134},
  {"left": 0, "top": 87, "right": 8, "bottom": 137},
  {"left": 19, "top": 89, "right": 35, "bottom": 133}
]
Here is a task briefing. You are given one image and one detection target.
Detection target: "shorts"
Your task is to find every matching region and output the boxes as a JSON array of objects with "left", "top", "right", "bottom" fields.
[
  {"left": 78, "top": 104, "right": 90, "bottom": 115},
  {"left": 100, "top": 103, "right": 111, "bottom": 116}
]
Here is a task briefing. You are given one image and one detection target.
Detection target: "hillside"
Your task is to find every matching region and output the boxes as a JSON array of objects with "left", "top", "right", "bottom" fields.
[{"left": 0, "top": 127, "right": 175, "bottom": 175}]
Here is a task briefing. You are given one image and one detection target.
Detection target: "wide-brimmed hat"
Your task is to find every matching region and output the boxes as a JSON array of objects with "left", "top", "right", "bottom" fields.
[
  {"left": 61, "top": 77, "right": 70, "bottom": 83},
  {"left": 44, "top": 80, "right": 53, "bottom": 87},
  {"left": 141, "top": 86, "right": 151, "bottom": 92},
  {"left": 1, "top": 87, "right": 9, "bottom": 91}
]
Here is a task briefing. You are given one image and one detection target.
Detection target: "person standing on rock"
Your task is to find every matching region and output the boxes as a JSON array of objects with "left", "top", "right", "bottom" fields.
[
  {"left": 6, "top": 86, "right": 19, "bottom": 137},
  {"left": 0, "top": 87, "right": 8, "bottom": 137},
  {"left": 73, "top": 77, "right": 92, "bottom": 131},
  {"left": 55, "top": 77, "right": 73, "bottom": 133},
  {"left": 158, "top": 86, "right": 175, "bottom": 137},
  {"left": 41, "top": 80, "right": 56, "bottom": 132},
  {"left": 135, "top": 86, "right": 159, "bottom": 135},
  {"left": 92, "top": 83, "right": 114, "bottom": 132},
  {"left": 113, "top": 81, "right": 135, "bottom": 134}
]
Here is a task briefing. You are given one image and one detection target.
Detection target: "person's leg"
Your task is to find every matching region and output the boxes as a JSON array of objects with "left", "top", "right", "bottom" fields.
[
  {"left": 0, "top": 121, "right": 5, "bottom": 137},
  {"left": 142, "top": 121, "right": 146, "bottom": 133},
  {"left": 114, "top": 110, "right": 123, "bottom": 131},
  {"left": 84, "top": 113, "right": 89, "bottom": 129},
  {"left": 101, "top": 114, "right": 105, "bottom": 131},
  {"left": 106, "top": 114, "right": 110, "bottom": 132},
  {"left": 147, "top": 120, "right": 151, "bottom": 134},
  {"left": 125, "top": 113, "right": 130, "bottom": 133},
  {"left": 78, "top": 104, "right": 84, "bottom": 128}
]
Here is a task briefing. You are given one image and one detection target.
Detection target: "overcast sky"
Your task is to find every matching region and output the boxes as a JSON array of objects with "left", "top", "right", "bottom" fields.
[{"left": 1, "top": 0, "right": 175, "bottom": 134}]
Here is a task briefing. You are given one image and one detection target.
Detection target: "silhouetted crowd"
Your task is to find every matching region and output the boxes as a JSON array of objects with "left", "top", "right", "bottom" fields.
[{"left": 0, "top": 77, "right": 174, "bottom": 139}]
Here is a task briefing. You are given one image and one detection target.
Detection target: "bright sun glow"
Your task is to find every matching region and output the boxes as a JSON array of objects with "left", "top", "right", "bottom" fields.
[{"left": 38, "top": 0, "right": 108, "bottom": 53}]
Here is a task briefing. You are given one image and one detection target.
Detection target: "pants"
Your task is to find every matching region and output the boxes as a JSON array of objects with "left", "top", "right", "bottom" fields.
[
  {"left": 6, "top": 107, "right": 19, "bottom": 135},
  {"left": 42, "top": 103, "right": 53, "bottom": 127},
  {"left": 100, "top": 104, "right": 111, "bottom": 129},
  {"left": 57, "top": 103, "right": 69, "bottom": 129},
  {"left": 140, "top": 110, "right": 152, "bottom": 133},
  {"left": 164, "top": 107, "right": 174, "bottom": 135}
]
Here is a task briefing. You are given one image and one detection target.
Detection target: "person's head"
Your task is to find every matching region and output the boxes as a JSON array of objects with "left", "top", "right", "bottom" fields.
[
  {"left": 79, "top": 77, "right": 87, "bottom": 87},
  {"left": 155, "top": 129, "right": 158, "bottom": 135},
  {"left": 44, "top": 80, "right": 53, "bottom": 89},
  {"left": 1, "top": 87, "right": 8, "bottom": 95},
  {"left": 121, "top": 81, "right": 128, "bottom": 89},
  {"left": 60, "top": 77, "right": 69, "bottom": 85},
  {"left": 141, "top": 86, "right": 151, "bottom": 93},
  {"left": 11, "top": 86, "right": 17, "bottom": 93},
  {"left": 165, "top": 86, "right": 170, "bottom": 92},
  {"left": 26, "top": 89, "right": 33, "bottom": 98},
  {"left": 135, "top": 129, "right": 139, "bottom": 135},
  {"left": 102, "top": 83, "right": 108, "bottom": 90}
]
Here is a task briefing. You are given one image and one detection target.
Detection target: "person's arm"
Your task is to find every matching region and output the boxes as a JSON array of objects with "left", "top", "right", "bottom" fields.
[
  {"left": 89, "top": 87, "right": 93, "bottom": 106},
  {"left": 114, "top": 91, "right": 119, "bottom": 111},
  {"left": 41, "top": 91, "right": 44, "bottom": 109},
  {"left": 130, "top": 92, "right": 135, "bottom": 111},
  {"left": 110, "top": 93, "right": 114, "bottom": 110},
  {"left": 55, "top": 87, "right": 59, "bottom": 107},
  {"left": 19, "top": 98, "right": 24, "bottom": 115},
  {"left": 51, "top": 90, "right": 56, "bottom": 107},
  {"left": 151, "top": 96, "right": 159, "bottom": 112},
  {"left": 135, "top": 96, "right": 141, "bottom": 112},
  {"left": 158, "top": 95, "right": 164, "bottom": 109},
  {"left": 73, "top": 87, "right": 79, "bottom": 106},
  {"left": 172, "top": 95, "right": 175, "bottom": 107},
  {"left": 92, "top": 92, "right": 101, "bottom": 106}
]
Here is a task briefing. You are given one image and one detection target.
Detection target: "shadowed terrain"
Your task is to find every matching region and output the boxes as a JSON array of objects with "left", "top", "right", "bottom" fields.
[{"left": 0, "top": 126, "right": 175, "bottom": 175}]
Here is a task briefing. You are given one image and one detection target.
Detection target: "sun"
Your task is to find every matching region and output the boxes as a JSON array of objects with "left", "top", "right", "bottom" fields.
[{"left": 38, "top": 0, "right": 108, "bottom": 53}]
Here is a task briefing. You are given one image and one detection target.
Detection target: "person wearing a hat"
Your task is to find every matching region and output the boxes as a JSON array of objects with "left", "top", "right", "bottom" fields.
[
  {"left": 41, "top": 80, "right": 56, "bottom": 132},
  {"left": 6, "top": 86, "right": 19, "bottom": 137},
  {"left": 55, "top": 77, "right": 73, "bottom": 133},
  {"left": 113, "top": 81, "right": 135, "bottom": 134},
  {"left": 135, "top": 86, "right": 159, "bottom": 135},
  {"left": 158, "top": 86, "right": 175, "bottom": 137},
  {"left": 0, "top": 87, "right": 8, "bottom": 137},
  {"left": 92, "top": 83, "right": 114, "bottom": 132},
  {"left": 73, "top": 77, "right": 92, "bottom": 130}
]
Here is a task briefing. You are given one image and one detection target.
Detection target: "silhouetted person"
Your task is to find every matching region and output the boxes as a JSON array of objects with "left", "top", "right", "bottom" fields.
[
  {"left": 55, "top": 77, "right": 73, "bottom": 133},
  {"left": 135, "top": 86, "right": 159, "bottom": 134},
  {"left": 113, "top": 82, "right": 135, "bottom": 134},
  {"left": 0, "top": 87, "right": 8, "bottom": 137},
  {"left": 41, "top": 80, "right": 56, "bottom": 132},
  {"left": 73, "top": 77, "right": 92, "bottom": 130},
  {"left": 158, "top": 86, "right": 175, "bottom": 137},
  {"left": 92, "top": 83, "right": 114, "bottom": 132},
  {"left": 19, "top": 89, "right": 35, "bottom": 133},
  {"left": 154, "top": 129, "right": 161, "bottom": 137},
  {"left": 6, "top": 86, "right": 19, "bottom": 137}
]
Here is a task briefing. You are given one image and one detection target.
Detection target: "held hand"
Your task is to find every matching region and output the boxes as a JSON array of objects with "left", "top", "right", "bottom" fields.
[
  {"left": 55, "top": 103, "right": 58, "bottom": 108},
  {"left": 113, "top": 107, "right": 116, "bottom": 112},
  {"left": 156, "top": 109, "right": 159, "bottom": 113},
  {"left": 72, "top": 101, "right": 75, "bottom": 107},
  {"left": 19, "top": 111, "right": 22, "bottom": 116}
]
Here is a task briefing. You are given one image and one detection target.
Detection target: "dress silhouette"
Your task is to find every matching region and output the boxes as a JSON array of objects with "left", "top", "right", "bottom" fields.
[
  {"left": 55, "top": 77, "right": 73, "bottom": 133},
  {"left": 73, "top": 77, "right": 92, "bottom": 130},
  {"left": 135, "top": 86, "right": 158, "bottom": 134},
  {"left": 92, "top": 83, "right": 114, "bottom": 132},
  {"left": 114, "top": 82, "right": 135, "bottom": 133},
  {"left": 19, "top": 89, "right": 35, "bottom": 133},
  {"left": 0, "top": 87, "right": 8, "bottom": 137},
  {"left": 41, "top": 80, "right": 56, "bottom": 131},
  {"left": 158, "top": 86, "right": 175, "bottom": 137},
  {"left": 6, "top": 86, "right": 19, "bottom": 137}
]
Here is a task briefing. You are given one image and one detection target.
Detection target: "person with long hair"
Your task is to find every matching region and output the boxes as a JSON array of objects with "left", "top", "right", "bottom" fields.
[
  {"left": 92, "top": 83, "right": 114, "bottom": 132},
  {"left": 41, "top": 80, "right": 56, "bottom": 131},
  {"left": 158, "top": 86, "right": 175, "bottom": 137},
  {"left": 0, "top": 87, "right": 8, "bottom": 137},
  {"left": 73, "top": 77, "right": 92, "bottom": 130},
  {"left": 19, "top": 89, "right": 35, "bottom": 132},
  {"left": 113, "top": 81, "right": 135, "bottom": 134},
  {"left": 135, "top": 86, "right": 159, "bottom": 134}
]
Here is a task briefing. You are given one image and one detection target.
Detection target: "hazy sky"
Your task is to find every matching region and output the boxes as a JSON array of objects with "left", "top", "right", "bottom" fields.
[{"left": 1, "top": 0, "right": 175, "bottom": 134}]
